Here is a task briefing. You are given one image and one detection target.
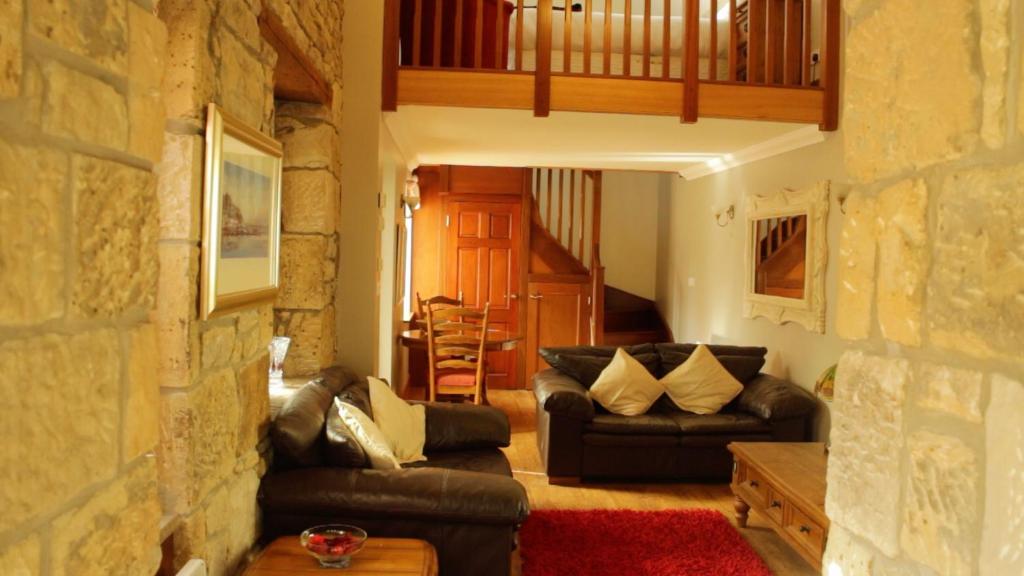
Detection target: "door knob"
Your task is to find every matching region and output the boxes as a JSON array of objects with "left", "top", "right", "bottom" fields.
[
  {"left": 509, "top": 293, "right": 519, "bottom": 300},
  {"left": 529, "top": 294, "right": 544, "bottom": 300}
]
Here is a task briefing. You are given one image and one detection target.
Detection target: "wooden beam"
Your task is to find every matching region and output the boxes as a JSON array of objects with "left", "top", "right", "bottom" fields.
[
  {"left": 535, "top": 0, "right": 552, "bottom": 116},
  {"left": 381, "top": 0, "right": 400, "bottom": 110},
  {"left": 682, "top": 0, "right": 699, "bottom": 122},
  {"left": 260, "top": 9, "right": 332, "bottom": 105}
]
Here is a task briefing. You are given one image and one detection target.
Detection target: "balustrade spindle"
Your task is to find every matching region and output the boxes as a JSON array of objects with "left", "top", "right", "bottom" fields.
[
  {"left": 584, "top": 0, "right": 593, "bottom": 74},
  {"left": 710, "top": 0, "right": 718, "bottom": 80},
  {"left": 642, "top": 1, "right": 652, "bottom": 77},
  {"left": 662, "top": 0, "right": 671, "bottom": 79}
]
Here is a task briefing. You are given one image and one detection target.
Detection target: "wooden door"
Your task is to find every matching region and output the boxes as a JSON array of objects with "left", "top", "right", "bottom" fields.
[
  {"left": 444, "top": 199, "right": 522, "bottom": 389},
  {"left": 525, "top": 281, "right": 590, "bottom": 380}
]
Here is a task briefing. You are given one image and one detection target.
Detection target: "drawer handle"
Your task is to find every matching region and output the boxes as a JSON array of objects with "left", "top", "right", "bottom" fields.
[
  {"left": 799, "top": 525, "right": 812, "bottom": 534},
  {"left": 749, "top": 480, "right": 759, "bottom": 488},
  {"left": 770, "top": 500, "right": 782, "bottom": 508}
]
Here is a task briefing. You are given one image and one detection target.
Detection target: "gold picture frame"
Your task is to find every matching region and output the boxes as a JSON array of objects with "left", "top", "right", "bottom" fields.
[{"left": 200, "top": 103, "right": 283, "bottom": 320}]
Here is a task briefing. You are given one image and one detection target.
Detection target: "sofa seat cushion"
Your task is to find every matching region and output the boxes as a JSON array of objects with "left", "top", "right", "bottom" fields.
[
  {"left": 404, "top": 449, "right": 512, "bottom": 476},
  {"left": 667, "top": 412, "right": 771, "bottom": 435},
  {"left": 585, "top": 413, "right": 680, "bottom": 436},
  {"left": 582, "top": 433, "right": 679, "bottom": 447}
]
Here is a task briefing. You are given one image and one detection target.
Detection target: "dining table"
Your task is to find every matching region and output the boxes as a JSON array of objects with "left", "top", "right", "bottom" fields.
[{"left": 398, "top": 327, "right": 522, "bottom": 404}]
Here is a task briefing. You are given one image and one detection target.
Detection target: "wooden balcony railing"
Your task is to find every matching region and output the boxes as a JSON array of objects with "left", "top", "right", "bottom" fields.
[{"left": 383, "top": 0, "right": 840, "bottom": 129}]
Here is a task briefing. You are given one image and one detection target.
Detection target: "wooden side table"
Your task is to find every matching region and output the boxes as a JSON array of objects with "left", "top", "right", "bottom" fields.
[
  {"left": 728, "top": 442, "right": 828, "bottom": 571},
  {"left": 244, "top": 537, "right": 438, "bottom": 575}
]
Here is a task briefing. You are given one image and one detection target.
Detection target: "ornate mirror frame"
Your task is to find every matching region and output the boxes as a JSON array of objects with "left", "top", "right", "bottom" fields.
[{"left": 743, "top": 181, "right": 830, "bottom": 333}]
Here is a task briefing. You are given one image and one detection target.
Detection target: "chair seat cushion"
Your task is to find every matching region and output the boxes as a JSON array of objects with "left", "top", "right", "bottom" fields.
[
  {"left": 437, "top": 370, "right": 477, "bottom": 388},
  {"left": 404, "top": 449, "right": 513, "bottom": 476},
  {"left": 667, "top": 411, "right": 771, "bottom": 434}
]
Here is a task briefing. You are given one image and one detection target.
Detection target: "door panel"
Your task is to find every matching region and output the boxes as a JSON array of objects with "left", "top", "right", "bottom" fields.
[
  {"left": 445, "top": 200, "right": 522, "bottom": 388},
  {"left": 525, "top": 282, "right": 590, "bottom": 381}
]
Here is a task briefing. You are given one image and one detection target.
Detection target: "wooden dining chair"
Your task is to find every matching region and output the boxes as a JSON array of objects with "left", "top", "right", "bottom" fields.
[
  {"left": 425, "top": 303, "right": 490, "bottom": 404},
  {"left": 413, "top": 293, "right": 462, "bottom": 329}
]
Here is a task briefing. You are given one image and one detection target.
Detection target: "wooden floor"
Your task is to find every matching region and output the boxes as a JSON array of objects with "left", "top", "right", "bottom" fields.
[{"left": 485, "top": 389, "right": 818, "bottom": 576}]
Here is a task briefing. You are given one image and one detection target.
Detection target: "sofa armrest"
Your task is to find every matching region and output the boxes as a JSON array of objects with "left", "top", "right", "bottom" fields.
[
  {"left": 532, "top": 368, "right": 595, "bottom": 421},
  {"left": 736, "top": 374, "right": 817, "bottom": 421},
  {"left": 259, "top": 467, "right": 529, "bottom": 526},
  {"left": 421, "top": 402, "right": 510, "bottom": 451}
]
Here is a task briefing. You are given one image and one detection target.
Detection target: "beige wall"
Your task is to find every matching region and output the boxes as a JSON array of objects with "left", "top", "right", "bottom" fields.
[
  {"left": 601, "top": 170, "right": 666, "bottom": 300},
  {"left": 823, "top": 0, "right": 1024, "bottom": 574},
  {"left": 655, "top": 137, "right": 846, "bottom": 440}
]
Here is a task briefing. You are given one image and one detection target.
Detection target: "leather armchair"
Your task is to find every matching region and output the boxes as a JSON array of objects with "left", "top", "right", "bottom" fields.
[{"left": 260, "top": 372, "right": 529, "bottom": 576}]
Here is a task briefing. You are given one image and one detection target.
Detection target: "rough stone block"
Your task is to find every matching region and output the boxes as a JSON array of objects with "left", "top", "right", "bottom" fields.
[
  {"left": 980, "top": 0, "right": 1009, "bottom": 148},
  {"left": 276, "top": 234, "right": 329, "bottom": 309},
  {"left": 0, "top": 331, "right": 120, "bottom": 534},
  {"left": 161, "top": 0, "right": 214, "bottom": 124},
  {"left": 0, "top": 0, "right": 22, "bottom": 98},
  {"left": 282, "top": 169, "right": 338, "bottom": 234},
  {"left": 233, "top": 308, "right": 265, "bottom": 362},
  {"left": 277, "top": 117, "right": 338, "bottom": 174},
  {"left": 0, "top": 139, "right": 66, "bottom": 326},
  {"left": 822, "top": 526, "right": 875, "bottom": 576},
  {"left": 50, "top": 460, "right": 162, "bottom": 576},
  {"left": 825, "top": 351, "right": 908, "bottom": 557},
  {"left": 29, "top": 0, "right": 128, "bottom": 73},
  {"left": 155, "top": 242, "right": 200, "bottom": 388},
  {"left": 71, "top": 155, "right": 159, "bottom": 318},
  {"left": 170, "top": 510, "right": 207, "bottom": 573},
  {"left": 277, "top": 101, "right": 334, "bottom": 125},
  {"left": 128, "top": 3, "right": 167, "bottom": 89},
  {"left": 844, "top": 0, "right": 979, "bottom": 182},
  {"left": 914, "top": 363, "right": 983, "bottom": 423},
  {"left": 835, "top": 191, "right": 877, "bottom": 340},
  {"left": 187, "top": 370, "right": 240, "bottom": 502},
  {"left": 202, "top": 469, "right": 260, "bottom": 576},
  {"left": 275, "top": 309, "right": 329, "bottom": 377},
  {"left": 901, "top": 431, "right": 979, "bottom": 575},
  {"left": 129, "top": 87, "right": 166, "bottom": 164},
  {"left": 124, "top": 323, "right": 161, "bottom": 462},
  {"left": 981, "top": 374, "right": 1024, "bottom": 574},
  {"left": 876, "top": 179, "right": 928, "bottom": 347},
  {"left": 201, "top": 323, "right": 237, "bottom": 370},
  {"left": 929, "top": 163, "right": 1024, "bottom": 361},
  {"left": 0, "top": 534, "right": 40, "bottom": 576},
  {"left": 218, "top": 0, "right": 261, "bottom": 43},
  {"left": 319, "top": 304, "right": 336, "bottom": 368},
  {"left": 237, "top": 354, "right": 270, "bottom": 457},
  {"left": 42, "top": 61, "right": 128, "bottom": 150},
  {"left": 157, "top": 133, "right": 203, "bottom": 241},
  {"left": 213, "top": 27, "right": 269, "bottom": 131}
]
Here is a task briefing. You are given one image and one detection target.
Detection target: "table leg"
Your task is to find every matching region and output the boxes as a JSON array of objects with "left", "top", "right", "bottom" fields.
[{"left": 734, "top": 495, "right": 751, "bottom": 527}]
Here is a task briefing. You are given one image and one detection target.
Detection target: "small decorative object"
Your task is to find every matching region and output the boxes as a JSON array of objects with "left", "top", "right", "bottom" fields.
[
  {"left": 200, "top": 103, "right": 283, "bottom": 319},
  {"left": 268, "top": 336, "right": 291, "bottom": 380},
  {"left": 712, "top": 203, "right": 735, "bottom": 227},
  {"left": 300, "top": 524, "right": 368, "bottom": 568},
  {"left": 815, "top": 363, "right": 837, "bottom": 453}
]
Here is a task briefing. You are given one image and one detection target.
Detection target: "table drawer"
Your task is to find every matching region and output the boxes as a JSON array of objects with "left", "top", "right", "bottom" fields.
[
  {"left": 785, "top": 506, "right": 826, "bottom": 557},
  {"left": 764, "top": 487, "right": 785, "bottom": 525}
]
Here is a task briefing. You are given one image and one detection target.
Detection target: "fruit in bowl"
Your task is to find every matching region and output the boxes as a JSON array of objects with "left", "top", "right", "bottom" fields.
[{"left": 300, "top": 524, "right": 368, "bottom": 568}]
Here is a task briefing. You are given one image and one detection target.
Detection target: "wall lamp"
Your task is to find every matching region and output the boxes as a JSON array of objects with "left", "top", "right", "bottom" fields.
[
  {"left": 403, "top": 174, "right": 421, "bottom": 210},
  {"left": 713, "top": 204, "right": 735, "bottom": 227}
]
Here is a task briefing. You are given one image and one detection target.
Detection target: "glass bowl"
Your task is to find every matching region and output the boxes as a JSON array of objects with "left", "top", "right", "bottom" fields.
[{"left": 300, "top": 524, "right": 368, "bottom": 568}]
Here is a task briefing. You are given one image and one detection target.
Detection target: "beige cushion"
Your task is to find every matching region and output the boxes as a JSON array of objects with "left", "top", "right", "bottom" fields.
[
  {"left": 368, "top": 376, "right": 427, "bottom": 464},
  {"left": 661, "top": 344, "right": 744, "bottom": 414},
  {"left": 334, "top": 398, "right": 400, "bottom": 470},
  {"left": 589, "top": 348, "right": 664, "bottom": 416}
]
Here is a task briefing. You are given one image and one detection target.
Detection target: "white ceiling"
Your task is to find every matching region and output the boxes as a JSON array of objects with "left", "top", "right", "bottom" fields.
[{"left": 384, "top": 106, "right": 823, "bottom": 177}]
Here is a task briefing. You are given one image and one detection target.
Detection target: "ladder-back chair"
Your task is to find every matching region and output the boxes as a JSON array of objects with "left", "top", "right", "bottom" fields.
[
  {"left": 425, "top": 303, "right": 491, "bottom": 404},
  {"left": 414, "top": 293, "right": 462, "bottom": 329}
]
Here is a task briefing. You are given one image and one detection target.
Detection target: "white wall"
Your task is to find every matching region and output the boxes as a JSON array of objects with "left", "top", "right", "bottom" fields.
[
  {"left": 655, "top": 136, "right": 848, "bottom": 440},
  {"left": 600, "top": 170, "right": 667, "bottom": 300}
]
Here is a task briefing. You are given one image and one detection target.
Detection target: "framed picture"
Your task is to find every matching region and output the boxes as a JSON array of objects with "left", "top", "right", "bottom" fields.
[{"left": 200, "top": 103, "right": 283, "bottom": 319}]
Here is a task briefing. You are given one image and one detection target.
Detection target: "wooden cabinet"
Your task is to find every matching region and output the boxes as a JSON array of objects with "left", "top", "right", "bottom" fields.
[
  {"left": 729, "top": 442, "right": 829, "bottom": 571},
  {"left": 524, "top": 281, "right": 591, "bottom": 381}
]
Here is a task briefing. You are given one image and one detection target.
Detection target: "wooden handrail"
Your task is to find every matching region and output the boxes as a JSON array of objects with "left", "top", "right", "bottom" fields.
[
  {"left": 535, "top": 0, "right": 552, "bottom": 116},
  {"left": 591, "top": 248, "right": 605, "bottom": 345},
  {"left": 382, "top": 0, "right": 400, "bottom": 111}
]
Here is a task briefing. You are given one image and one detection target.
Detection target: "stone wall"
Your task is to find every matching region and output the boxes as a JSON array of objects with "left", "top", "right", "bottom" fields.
[
  {"left": 0, "top": 1, "right": 167, "bottom": 574},
  {"left": 825, "top": 0, "right": 1024, "bottom": 574},
  {"left": 157, "top": 1, "right": 342, "bottom": 574}
]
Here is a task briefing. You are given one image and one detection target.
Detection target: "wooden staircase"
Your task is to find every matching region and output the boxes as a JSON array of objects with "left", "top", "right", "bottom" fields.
[
  {"left": 602, "top": 286, "right": 672, "bottom": 345},
  {"left": 755, "top": 214, "right": 807, "bottom": 299}
]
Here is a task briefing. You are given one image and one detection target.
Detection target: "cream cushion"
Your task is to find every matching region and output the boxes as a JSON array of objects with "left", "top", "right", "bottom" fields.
[
  {"left": 367, "top": 376, "right": 427, "bottom": 464},
  {"left": 589, "top": 348, "right": 664, "bottom": 416},
  {"left": 334, "top": 398, "right": 401, "bottom": 470},
  {"left": 661, "top": 344, "right": 744, "bottom": 414}
]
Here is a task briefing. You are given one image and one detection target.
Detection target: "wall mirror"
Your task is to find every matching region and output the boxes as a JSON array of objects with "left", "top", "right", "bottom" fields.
[{"left": 743, "top": 181, "right": 830, "bottom": 333}]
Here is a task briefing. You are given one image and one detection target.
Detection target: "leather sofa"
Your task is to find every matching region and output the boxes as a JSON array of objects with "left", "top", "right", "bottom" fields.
[
  {"left": 259, "top": 367, "right": 529, "bottom": 576},
  {"left": 533, "top": 343, "right": 817, "bottom": 483}
]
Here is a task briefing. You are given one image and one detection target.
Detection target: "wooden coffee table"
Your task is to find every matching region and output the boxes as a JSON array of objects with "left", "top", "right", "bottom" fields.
[{"left": 243, "top": 537, "right": 438, "bottom": 575}]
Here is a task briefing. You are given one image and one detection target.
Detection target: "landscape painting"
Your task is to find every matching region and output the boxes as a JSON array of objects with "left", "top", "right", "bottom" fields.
[{"left": 220, "top": 161, "right": 272, "bottom": 259}]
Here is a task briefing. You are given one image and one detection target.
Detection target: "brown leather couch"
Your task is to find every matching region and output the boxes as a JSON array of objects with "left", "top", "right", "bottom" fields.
[
  {"left": 533, "top": 343, "right": 817, "bottom": 483},
  {"left": 259, "top": 367, "right": 529, "bottom": 576}
]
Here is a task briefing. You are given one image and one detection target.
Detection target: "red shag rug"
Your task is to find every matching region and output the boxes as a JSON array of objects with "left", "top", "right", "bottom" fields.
[{"left": 519, "top": 509, "right": 774, "bottom": 576}]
